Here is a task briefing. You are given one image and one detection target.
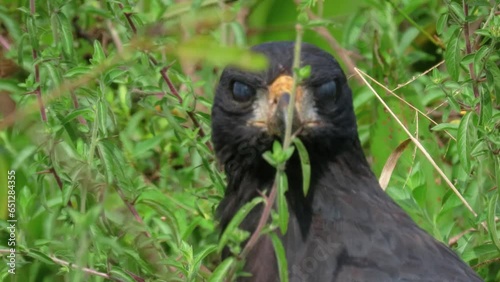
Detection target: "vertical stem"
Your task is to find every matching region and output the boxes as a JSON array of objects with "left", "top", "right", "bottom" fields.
[
  {"left": 283, "top": 24, "right": 304, "bottom": 150},
  {"left": 30, "top": 0, "right": 47, "bottom": 122}
]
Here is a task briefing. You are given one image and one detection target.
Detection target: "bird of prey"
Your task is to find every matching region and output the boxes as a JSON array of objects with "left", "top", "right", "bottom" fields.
[{"left": 211, "top": 42, "right": 482, "bottom": 282}]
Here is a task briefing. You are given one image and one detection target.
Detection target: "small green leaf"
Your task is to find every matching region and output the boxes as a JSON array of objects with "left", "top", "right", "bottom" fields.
[
  {"left": 485, "top": 61, "right": 500, "bottom": 102},
  {"left": 283, "top": 146, "right": 295, "bottom": 161},
  {"left": 487, "top": 194, "right": 500, "bottom": 252},
  {"left": 262, "top": 151, "right": 278, "bottom": 167},
  {"left": 208, "top": 257, "right": 235, "bottom": 282},
  {"left": 479, "top": 89, "right": 492, "bottom": 126},
  {"left": 436, "top": 13, "right": 448, "bottom": 35},
  {"left": 298, "top": 65, "right": 311, "bottom": 80},
  {"left": 444, "top": 28, "right": 461, "bottom": 81},
  {"left": 229, "top": 22, "right": 246, "bottom": 47},
  {"left": 473, "top": 45, "right": 489, "bottom": 75},
  {"left": 217, "top": 197, "right": 263, "bottom": 252},
  {"left": 91, "top": 40, "right": 106, "bottom": 64},
  {"left": 61, "top": 108, "right": 93, "bottom": 125},
  {"left": 449, "top": 2, "right": 465, "bottom": 22},
  {"left": 27, "top": 16, "right": 39, "bottom": 49},
  {"left": 270, "top": 233, "right": 289, "bottom": 282},
  {"left": 27, "top": 249, "right": 55, "bottom": 265},
  {"left": 193, "top": 245, "right": 217, "bottom": 273},
  {"left": 133, "top": 134, "right": 165, "bottom": 157},
  {"left": 97, "top": 99, "right": 107, "bottom": 136},
  {"left": 104, "top": 68, "right": 128, "bottom": 85},
  {"left": 277, "top": 172, "right": 289, "bottom": 234},
  {"left": 431, "top": 122, "right": 459, "bottom": 132},
  {"left": 17, "top": 34, "right": 28, "bottom": 66},
  {"left": 292, "top": 138, "right": 311, "bottom": 196},
  {"left": 457, "top": 112, "right": 473, "bottom": 172},
  {"left": 43, "top": 62, "right": 62, "bottom": 89},
  {"left": 56, "top": 13, "right": 74, "bottom": 59},
  {"left": 272, "top": 140, "right": 283, "bottom": 155},
  {"left": 65, "top": 66, "right": 92, "bottom": 78}
]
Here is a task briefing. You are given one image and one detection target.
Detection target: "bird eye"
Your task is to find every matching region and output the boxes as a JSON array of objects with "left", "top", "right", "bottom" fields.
[
  {"left": 316, "top": 81, "right": 337, "bottom": 99},
  {"left": 232, "top": 81, "right": 256, "bottom": 102}
]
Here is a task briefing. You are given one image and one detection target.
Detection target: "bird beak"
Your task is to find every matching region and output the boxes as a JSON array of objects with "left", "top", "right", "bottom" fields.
[{"left": 267, "top": 75, "right": 303, "bottom": 137}]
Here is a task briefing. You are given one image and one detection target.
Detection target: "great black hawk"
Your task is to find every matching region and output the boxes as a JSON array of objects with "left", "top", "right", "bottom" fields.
[{"left": 211, "top": 42, "right": 482, "bottom": 282}]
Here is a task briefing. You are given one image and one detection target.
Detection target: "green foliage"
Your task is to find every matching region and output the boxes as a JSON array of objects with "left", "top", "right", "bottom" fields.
[{"left": 0, "top": 0, "right": 498, "bottom": 281}]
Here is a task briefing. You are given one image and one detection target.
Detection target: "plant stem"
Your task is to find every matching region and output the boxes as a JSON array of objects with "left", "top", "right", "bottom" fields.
[
  {"left": 30, "top": 0, "right": 47, "bottom": 122},
  {"left": 462, "top": 0, "right": 481, "bottom": 101}
]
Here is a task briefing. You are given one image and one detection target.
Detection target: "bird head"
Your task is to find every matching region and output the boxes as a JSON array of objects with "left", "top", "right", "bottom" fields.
[{"left": 211, "top": 42, "right": 358, "bottom": 166}]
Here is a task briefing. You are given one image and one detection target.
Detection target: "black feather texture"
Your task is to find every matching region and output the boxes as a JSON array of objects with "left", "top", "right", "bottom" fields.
[{"left": 211, "top": 42, "right": 482, "bottom": 282}]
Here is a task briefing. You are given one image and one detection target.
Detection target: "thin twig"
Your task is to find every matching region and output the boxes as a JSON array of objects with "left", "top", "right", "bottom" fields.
[
  {"left": 118, "top": 3, "right": 137, "bottom": 34},
  {"left": 114, "top": 186, "right": 151, "bottom": 238},
  {"left": 70, "top": 91, "right": 87, "bottom": 125},
  {"left": 239, "top": 183, "right": 278, "bottom": 258},
  {"left": 355, "top": 68, "right": 483, "bottom": 225},
  {"left": 392, "top": 60, "right": 445, "bottom": 92},
  {"left": 0, "top": 34, "right": 11, "bottom": 50},
  {"left": 472, "top": 257, "right": 500, "bottom": 269},
  {"left": 160, "top": 63, "right": 214, "bottom": 151},
  {"left": 50, "top": 255, "right": 114, "bottom": 280},
  {"left": 48, "top": 167, "right": 73, "bottom": 207},
  {"left": 360, "top": 62, "right": 456, "bottom": 142}
]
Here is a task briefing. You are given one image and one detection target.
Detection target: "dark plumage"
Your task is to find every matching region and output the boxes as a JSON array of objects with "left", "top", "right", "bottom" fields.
[{"left": 211, "top": 42, "right": 482, "bottom": 282}]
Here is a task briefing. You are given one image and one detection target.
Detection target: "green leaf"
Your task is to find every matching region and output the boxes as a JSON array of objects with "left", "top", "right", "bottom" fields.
[
  {"left": 449, "top": 2, "right": 465, "bottom": 22},
  {"left": 263, "top": 151, "right": 278, "bottom": 167},
  {"left": 479, "top": 88, "right": 492, "bottom": 126},
  {"left": 109, "top": 268, "right": 136, "bottom": 282},
  {"left": 133, "top": 134, "right": 166, "bottom": 157},
  {"left": 61, "top": 108, "right": 93, "bottom": 125},
  {"left": 97, "top": 99, "right": 108, "bottom": 136},
  {"left": 91, "top": 40, "right": 106, "bottom": 65},
  {"left": 104, "top": 68, "right": 128, "bottom": 85},
  {"left": 444, "top": 28, "right": 461, "bottom": 81},
  {"left": 277, "top": 172, "right": 289, "bottom": 234},
  {"left": 217, "top": 197, "right": 264, "bottom": 252},
  {"left": 65, "top": 66, "right": 92, "bottom": 78},
  {"left": 27, "top": 249, "right": 55, "bottom": 265},
  {"left": 473, "top": 45, "right": 488, "bottom": 75},
  {"left": 193, "top": 245, "right": 217, "bottom": 274},
  {"left": 292, "top": 138, "right": 311, "bottom": 196},
  {"left": 270, "top": 233, "right": 289, "bottom": 282},
  {"left": 462, "top": 244, "right": 500, "bottom": 262},
  {"left": 298, "top": 65, "right": 311, "bottom": 80},
  {"left": 17, "top": 34, "right": 28, "bottom": 66},
  {"left": 27, "top": 16, "right": 38, "bottom": 49},
  {"left": 56, "top": 13, "right": 74, "bottom": 59},
  {"left": 208, "top": 257, "right": 235, "bottom": 282},
  {"left": 487, "top": 194, "right": 500, "bottom": 252},
  {"left": 43, "top": 62, "right": 62, "bottom": 89},
  {"left": 431, "top": 122, "right": 459, "bottom": 132},
  {"left": 97, "top": 140, "right": 127, "bottom": 183},
  {"left": 485, "top": 61, "right": 500, "bottom": 102},
  {"left": 457, "top": 112, "right": 473, "bottom": 172},
  {"left": 272, "top": 140, "right": 283, "bottom": 155},
  {"left": 229, "top": 22, "right": 246, "bottom": 47},
  {"left": 436, "top": 13, "right": 448, "bottom": 35}
]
